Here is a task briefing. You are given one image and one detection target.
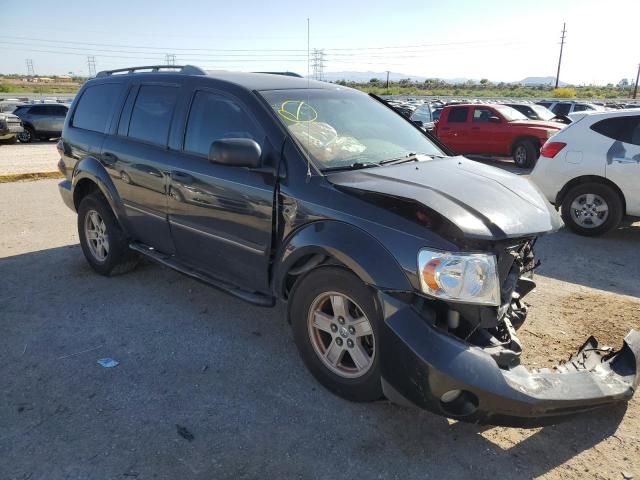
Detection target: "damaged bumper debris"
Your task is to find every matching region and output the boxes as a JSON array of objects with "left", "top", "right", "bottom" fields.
[{"left": 378, "top": 292, "right": 640, "bottom": 427}]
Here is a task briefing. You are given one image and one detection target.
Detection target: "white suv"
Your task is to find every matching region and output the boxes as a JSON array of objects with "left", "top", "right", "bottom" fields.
[{"left": 530, "top": 110, "right": 640, "bottom": 236}]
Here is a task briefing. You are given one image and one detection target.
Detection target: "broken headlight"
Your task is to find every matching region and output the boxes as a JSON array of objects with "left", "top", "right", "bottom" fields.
[{"left": 418, "top": 249, "right": 500, "bottom": 306}]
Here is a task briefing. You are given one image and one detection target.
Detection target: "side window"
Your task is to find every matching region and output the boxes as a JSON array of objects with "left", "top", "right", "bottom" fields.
[
  {"left": 472, "top": 107, "right": 495, "bottom": 122},
  {"left": 411, "top": 106, "right": 432, "bottom": 123},
  {"left": 591, "top": 116, "right": 640, "bottom": 146},
  {"left": 13, "top": 106, "right": 30, "bottom": 116},
  {"left": 573, "top": 104, "right": 588, "bottom": 112},
  {"left": 73, "top": 83, "right": 124, "bottom": 133},
  {"left": 128, "top": 85, "right": 178, "bottom": 146},
  {"left": 184, "top": 91, "right": 262, "bottom": 156},
  {"left": 538, "top": 102, "right": 552, "bottom": 109},
  {"left": 553, "top": 103, "right": 571, "bottom": 116},
  {"left": 30, "top": 105, "right": 46, "bottom": 115},
  {"left": 52, "top": 106, "right": 68, "bottom": 116},
  {"left": 447, "top": 107, "right": 469, "bottom": 123}
]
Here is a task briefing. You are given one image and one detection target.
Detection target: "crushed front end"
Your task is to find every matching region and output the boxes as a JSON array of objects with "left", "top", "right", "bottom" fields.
[{"left": 378, "top": 239, "right": 640, "bottom": 427}]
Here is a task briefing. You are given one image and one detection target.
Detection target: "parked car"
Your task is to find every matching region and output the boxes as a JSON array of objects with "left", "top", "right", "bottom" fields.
[
  {"left": 536, "top": 101, "right": 604, "bottom": 117},
  {"left": 0, "top": 112, "right": 24, "bottom": 144},
  {"left": 434, "top": 103, "right": 563, "bottom": 168},
  {"left": 57, "top": 65, "right": 639, "bottom": 426},
  {"left": 13, "top": 103, "right": 69, "bottom": 142},
  {"left": 505, "top": 102, "right": 570, "bottom": 124},
  {"left": 530, "top": 110, "right": 640, "bottom": 236},
  {"left": 409, "top": 103, "right": 437, "bottom": 132}
]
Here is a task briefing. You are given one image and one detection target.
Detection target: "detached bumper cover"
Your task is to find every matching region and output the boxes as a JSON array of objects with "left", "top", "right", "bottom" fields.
[{"left": 379, "top": 295, "right": 639, "bottom": 427}]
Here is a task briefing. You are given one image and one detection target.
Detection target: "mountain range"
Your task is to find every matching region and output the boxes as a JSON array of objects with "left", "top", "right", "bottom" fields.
[{"left": 320, "top": 71, "right": 568, "bottom": 86}]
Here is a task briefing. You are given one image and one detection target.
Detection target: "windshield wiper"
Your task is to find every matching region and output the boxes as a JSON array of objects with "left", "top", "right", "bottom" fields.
[
  {"left": 379, "top": 152, "right": 448, "bottom": 166},
  {"left": 322, "top": 161, "right": 378, "bottom": 172}
]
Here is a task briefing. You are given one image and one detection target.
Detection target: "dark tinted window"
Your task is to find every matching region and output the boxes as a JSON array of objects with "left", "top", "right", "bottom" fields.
[
  {"left": 128, "top": 85, "right": 178, "bottom": 146},
  {"left": 184, "top": 91, "right": 262, "bottom": 156},
  {"left": 50, "top": 105, "right": 68, "bottom": 116},
  {"left": 13, "top": 106, "right": 30, "bottom": 116},
  {"left": 447, "top": 107, "right": 468, "bottom": 123},
  {"left": 73, "top": 83, "right": 124, "bottom": 133},
  {"left": 30, "top": 105, "right": 47, "bottom": 115},
  {"left": 573, "top": 104, "right": 590, "bottom": 112},
  {"left": 591, "top": 116, "right": 640, "bottom": 146},
  {"left": 553, "top": 103, "right": 571, "bottom": 116},
  {"left": 538, "top": 102, "right": 552, "bottom": 108}
]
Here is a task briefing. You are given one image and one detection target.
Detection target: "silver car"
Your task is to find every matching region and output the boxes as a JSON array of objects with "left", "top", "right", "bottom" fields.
[{"left": 14, "top": 103, "right": 69, "bottom": 143}]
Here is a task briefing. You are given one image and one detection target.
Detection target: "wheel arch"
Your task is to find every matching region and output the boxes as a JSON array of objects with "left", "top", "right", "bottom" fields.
[
  {"left": 510, "top": 135, "right": 541, "bottom": 155},
  {"left": 273, "top": 220, "right": 413, "bottom": 301},
  {"left": 556, "top": 175, "right": 627, "bottom": 213},
  {"left": 72, "top": 157, "right": 128, "bottom": 230}
]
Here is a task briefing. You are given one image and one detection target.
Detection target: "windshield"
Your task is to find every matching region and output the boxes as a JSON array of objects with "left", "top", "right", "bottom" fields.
[
  {"left": 260, "top": 88, "right": 444, "bottom": 170},
  {"left": 530, "top": 104, "right": 555, "bottom": 120},
  {"left": 493, "top": 105, "right": 528, "bottom": 121}
]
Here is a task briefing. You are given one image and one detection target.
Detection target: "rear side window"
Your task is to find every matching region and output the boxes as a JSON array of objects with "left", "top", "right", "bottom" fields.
[
  {"left": 13, "top": 106, "right": 29, "bottom": 116},
  {"left": 51, "top": 105, "right": 68, "bottom": 116},
  {"left": 184, "top": 91, "right": 262, "bottom": 156},
  {"left": 128, "top": 85, "right": 178, "bottom": 146},
  {"left": 553, "top": 103, "right": 571, "bottom": 116},
  {"left": 472, "top": 107, "right": 494, "bottom": 122},
  {"left": 447, "top": 107, "right": 468, "bottom": 123},
  {"left": 73, "top": 83, "right": 124, "bottom": 133},
  {"left": 591, "top": 116, "right": 640, "bottom": 146}
]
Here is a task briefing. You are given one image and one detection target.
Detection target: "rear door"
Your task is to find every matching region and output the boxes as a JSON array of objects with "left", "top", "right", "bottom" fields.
[
  {"left": 49, "top": 105, "right": 68, "bottom": 134},
  {"left": 595, "top": 115, "right": 640, "bottom": 215},
  {"left": 438, "top": 106, "right": 470, "bottom": 154},
  {"left": 166, "top": 88, "right": 277, "bottom": 292},
  {"left": 100, "top": 83, "right": 179, "bottom": 254}
]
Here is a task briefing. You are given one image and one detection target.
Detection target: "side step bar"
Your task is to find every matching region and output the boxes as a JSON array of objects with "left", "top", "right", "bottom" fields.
[{"left": 129, "top": 242, "right": 275, "bottom": 307}]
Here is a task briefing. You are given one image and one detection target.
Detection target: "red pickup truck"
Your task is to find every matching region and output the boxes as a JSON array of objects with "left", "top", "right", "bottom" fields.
[{"left": 434, "top": 104, "right": 563, "bottom": 168}]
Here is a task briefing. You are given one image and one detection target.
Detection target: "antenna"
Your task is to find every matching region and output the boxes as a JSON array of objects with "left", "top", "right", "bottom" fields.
[{"left": 306, "top": 17, "right": 312, "bottom": 179}]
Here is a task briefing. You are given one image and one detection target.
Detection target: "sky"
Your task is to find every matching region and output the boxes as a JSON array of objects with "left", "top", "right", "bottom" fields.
[{"left": 0, "top": 0, "right": 637, "bottom": 85}]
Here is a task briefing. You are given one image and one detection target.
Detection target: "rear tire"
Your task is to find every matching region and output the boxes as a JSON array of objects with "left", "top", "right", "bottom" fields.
[
  {"left": 561, "top": 182, "right": 623, "bottom": 236},
  {"left": 77, "top": 192, "right": 138, "bottom": 276},
  {"left": 17, "top": 127, "right": 34, "bottom": 143},
  {"left": 289, "top": 267, "right": 383, "bottom": 402},
  {"left": 513, "top": 139, "right": 538, "bottom": 168}
]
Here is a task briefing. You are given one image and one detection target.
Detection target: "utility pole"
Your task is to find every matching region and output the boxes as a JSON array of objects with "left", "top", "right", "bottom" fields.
[
  {"left": 25, "top": 59, "right": 35, "bottom": 76},
  {"left": 165, "top": 54, "right": 176, "bottom": 66},
  {"left": 554, "top": 22, "right": 566, "bottom": 89},
  {"left": 633, "top": 63, "right": 640, "bottom": 99},
  {"left": 87, "top": 56, "right": 96, "bottom": 77},
  {"left": 385, "top": 70, "right": 390, "bottom": 89}
]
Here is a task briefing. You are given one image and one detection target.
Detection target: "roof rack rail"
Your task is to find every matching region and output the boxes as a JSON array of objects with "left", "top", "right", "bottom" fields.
[
  {"left": 96, "top": 65, "right": 206, "bottom": 78},
  {"left": 253, "top": 71, "right": 303, "bottom": 78}
]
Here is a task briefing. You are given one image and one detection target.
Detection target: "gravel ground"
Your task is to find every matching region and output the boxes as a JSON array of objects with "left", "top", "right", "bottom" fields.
[
  {"left": 0, "top": 142, "right": 59, "bottom": 176},
  {"left": 0, "top": 179, "right": 639, "bottom": 480}
]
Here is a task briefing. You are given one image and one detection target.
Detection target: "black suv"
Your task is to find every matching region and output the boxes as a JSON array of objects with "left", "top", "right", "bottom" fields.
[
  {"left": 58, "top": 65, "right": 639, "bottom": 426},
  {"left": 14, "top": 103, "right": 69, "bottom": 142}
]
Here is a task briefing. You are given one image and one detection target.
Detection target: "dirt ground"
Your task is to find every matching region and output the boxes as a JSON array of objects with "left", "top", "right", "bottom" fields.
[{"left": 0, "top": 178, "right": 639, "bottom": 480}]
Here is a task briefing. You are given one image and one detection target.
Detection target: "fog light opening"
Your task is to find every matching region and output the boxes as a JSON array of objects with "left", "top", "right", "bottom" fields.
[{"left": 439, "top": 389, "right": 479, "bottom": 417}]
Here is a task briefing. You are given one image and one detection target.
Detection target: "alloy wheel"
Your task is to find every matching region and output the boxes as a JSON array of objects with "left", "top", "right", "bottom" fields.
[
  {"left": 17, "top": 130, "right": 32, "bottom": 143},
  {"left": 84, "top": 210, "right": 110, "bottom": 261},
  {"left": 307, "top": 292, "right": 376, "bottom": 379},
  {"left": 569, "top": 193, "right": 609, "bottom": 228},
  {"left": 514, "top": 145, "right": 527, "bottom": 165}
]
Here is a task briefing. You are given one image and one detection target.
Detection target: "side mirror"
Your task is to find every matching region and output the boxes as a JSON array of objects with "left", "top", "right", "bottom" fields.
[
  {"left": 209, "top": 138, "right": 262, "bottom": 168},
  {"left": 488, "top": 116, "right": 501, "bottom": 123}
]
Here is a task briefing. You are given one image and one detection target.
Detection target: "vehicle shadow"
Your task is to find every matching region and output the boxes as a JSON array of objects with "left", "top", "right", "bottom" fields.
[
  {"left": 536, "top": 222, "right": 640, "bottom": 297},
  {"left": 0, "top": 245, "right": 633, "bottom": 479}
]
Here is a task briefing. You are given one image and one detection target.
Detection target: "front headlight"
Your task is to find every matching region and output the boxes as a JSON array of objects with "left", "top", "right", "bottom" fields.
[{"left": 417, "top": 248, "right": 500, "bottom": 306}]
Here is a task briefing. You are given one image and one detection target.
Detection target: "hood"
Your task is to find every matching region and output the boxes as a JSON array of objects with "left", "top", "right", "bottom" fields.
[
  {"left": 510, "top": 120, "right": 564, "bottom": 130},
  {"left": 327, "top": 157, "right": 563, "bottom": 240}
]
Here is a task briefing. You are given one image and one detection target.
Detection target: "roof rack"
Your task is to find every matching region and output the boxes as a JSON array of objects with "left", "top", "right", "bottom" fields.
[
  {"left": 96, "top": 65, "right": 206, "bottom": 78},
  {"left": 253, "top": 71, "right": 303, "bottom": 78}
]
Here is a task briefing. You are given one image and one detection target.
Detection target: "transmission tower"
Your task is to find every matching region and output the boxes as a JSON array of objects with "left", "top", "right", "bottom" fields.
[
  {"left": 165, "top": 54, "right": 176, "bottom": 66},
  {"left": 25, "top": 59, "right": 35, "bottom": 76},
  {"left": 87, "top": 56, "right": 97, "bottom": 77},
  {"left": 311, "top": 49, "right": 325, "bottom": 81}
]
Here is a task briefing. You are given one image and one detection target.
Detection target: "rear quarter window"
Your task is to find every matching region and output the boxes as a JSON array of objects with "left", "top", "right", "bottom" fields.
[
  {"left": 447, "top": 107, "right": 469, "bottom": 123},
  {"left": 72, "top": 83, "right": 124, "bottom": 133},
  {"left": 127, "top": 85, "right": 178, "bottom": 146},
  {"left": 590, "top": 116, "right": 640, "bottom": 146}
]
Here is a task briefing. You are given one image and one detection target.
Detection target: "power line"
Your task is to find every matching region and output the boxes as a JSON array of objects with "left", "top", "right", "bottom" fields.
[
  {"left": 25, "top": 59, "right": 34, "bottom": 76},
  {"left": 555, "top": 22, "right": 566, "bottom": 89},
  {"left": 87, "top": 55, "right": 96, "bottom": 77}
]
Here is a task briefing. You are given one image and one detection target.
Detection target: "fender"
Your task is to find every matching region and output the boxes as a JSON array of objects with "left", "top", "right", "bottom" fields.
[
  {"left": 273, "top": 220, "right": 413, "bottom": 298},
  {"left": 72, "top": 157, "right": 130, "bottom": 231}
]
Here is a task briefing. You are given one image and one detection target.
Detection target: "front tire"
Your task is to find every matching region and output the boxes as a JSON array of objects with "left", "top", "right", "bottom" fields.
[
  {"left": 77, "top": 192, "right": 138, "bottom": 276},
  {"left": 561, "top": 182, "right": 623, "bottom": 236},
  {"left": 289, "top": 267, "right": 383, "bottom": 402},
  {"left": 513, "top": 139, "right": 538, "bottom": 168},
  {"left": 17, "top": 127, "right": 34, "bottom": 143}
]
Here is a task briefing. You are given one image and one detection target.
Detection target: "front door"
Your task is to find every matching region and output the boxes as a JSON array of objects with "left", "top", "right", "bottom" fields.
[{"left": 166, "top": 89, "right": 277, "bottom": 293}]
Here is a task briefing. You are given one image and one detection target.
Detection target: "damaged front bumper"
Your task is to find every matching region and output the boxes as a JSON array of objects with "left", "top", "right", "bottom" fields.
[{"left": 378, "top": 293, "right": 640, "bottom": 427}]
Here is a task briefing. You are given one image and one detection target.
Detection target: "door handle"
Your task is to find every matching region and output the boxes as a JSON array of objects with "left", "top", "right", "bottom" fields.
[
  {"left": 102, "top": 152, "right": 118, "bottom": 165},
  {"left": 170, "top": 171, "right": 194, "bottom": 184}
]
